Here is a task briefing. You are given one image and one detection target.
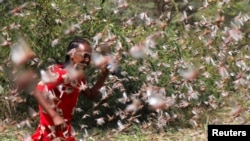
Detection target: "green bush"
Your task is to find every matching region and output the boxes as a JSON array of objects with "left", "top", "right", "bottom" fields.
[{"left": 0, "top": 0, "right": 250, "bottom": 133}]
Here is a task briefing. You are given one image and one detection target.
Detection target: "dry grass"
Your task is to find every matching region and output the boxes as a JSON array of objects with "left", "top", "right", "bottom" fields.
[{"left": 1, "top": 92, "right": 249, "bottom": 141}]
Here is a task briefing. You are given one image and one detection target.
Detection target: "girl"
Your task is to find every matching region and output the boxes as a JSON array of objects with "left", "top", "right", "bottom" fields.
[{"left": 30, "top": 37, "right": 109, "bottom": 141}]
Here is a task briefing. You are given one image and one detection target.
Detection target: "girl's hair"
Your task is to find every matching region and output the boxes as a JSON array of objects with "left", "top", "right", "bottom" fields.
[{"left": 64, "top": 36, "right": 91, "bottom": 65}]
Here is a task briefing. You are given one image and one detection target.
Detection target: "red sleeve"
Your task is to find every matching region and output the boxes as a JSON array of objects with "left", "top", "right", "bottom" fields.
[{"left": 36, "top": 64, "right": 67, "bottom": 92}]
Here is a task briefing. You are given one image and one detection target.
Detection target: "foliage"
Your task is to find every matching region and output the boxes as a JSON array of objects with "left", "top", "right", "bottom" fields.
[{"left": 1, "top": 0, "right": 250, "bottom": 140}]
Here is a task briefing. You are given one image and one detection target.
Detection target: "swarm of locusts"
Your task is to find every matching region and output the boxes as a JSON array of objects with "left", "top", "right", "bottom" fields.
[{"left": 1, "top": 0, "right": 250, "bottom": 140}]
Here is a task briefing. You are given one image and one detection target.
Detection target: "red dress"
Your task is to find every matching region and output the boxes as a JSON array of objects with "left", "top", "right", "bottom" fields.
[{"left": 31, "top": 64, "right": 86, "bottom": 141}]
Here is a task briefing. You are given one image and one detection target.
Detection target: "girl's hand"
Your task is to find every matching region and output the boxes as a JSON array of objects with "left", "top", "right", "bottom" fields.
[
  {"left": 99, "top": 61, "right": 110, "bottom": 76},
  {"left": 52, "top": 115, "right": 66, "bottom": 131},
  {"left": 93, "top": 55, "right": 112, "bottom": 76}
]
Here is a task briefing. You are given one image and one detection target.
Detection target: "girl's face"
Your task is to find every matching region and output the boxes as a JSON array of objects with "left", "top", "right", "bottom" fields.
[{"left": 71, "top": 43, "right": 92, "bottom": 69}]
